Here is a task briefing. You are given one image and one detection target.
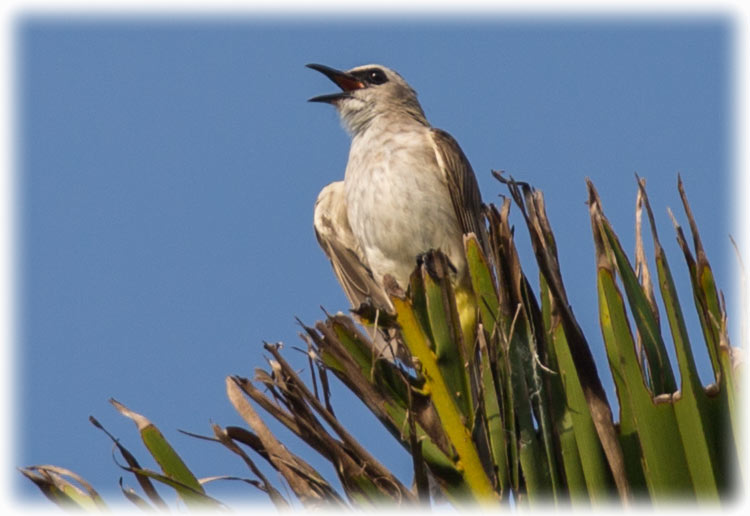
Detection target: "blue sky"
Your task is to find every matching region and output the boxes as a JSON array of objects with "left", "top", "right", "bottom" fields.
[{"left": 14, "top": 15, "right": 736, "bottom": 505}]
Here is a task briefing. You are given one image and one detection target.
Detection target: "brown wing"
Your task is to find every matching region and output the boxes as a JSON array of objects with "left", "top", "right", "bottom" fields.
[
  {"left": 314, "top": 182, "right": 401, "bottom": 361},
  {"left": 430, "top": 128, "right": 488, "bottom": 251},
  {"left": 313, "top": 181, "right": 393, "bottom": 311}
]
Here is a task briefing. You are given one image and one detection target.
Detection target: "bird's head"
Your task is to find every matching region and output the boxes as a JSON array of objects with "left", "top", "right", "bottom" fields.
[{"left": 307, "top": 63, "right": 427, "bottom": 134}]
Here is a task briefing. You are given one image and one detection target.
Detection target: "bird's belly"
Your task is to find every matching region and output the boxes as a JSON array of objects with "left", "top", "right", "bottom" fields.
[{"left": 345, "top": 151, "right": 464, "bottom": 289}]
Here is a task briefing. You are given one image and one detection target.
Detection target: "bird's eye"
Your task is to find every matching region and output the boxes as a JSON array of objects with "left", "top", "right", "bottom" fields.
[{"left": 368, "top": 69, "right": 388, "bottom": 85}]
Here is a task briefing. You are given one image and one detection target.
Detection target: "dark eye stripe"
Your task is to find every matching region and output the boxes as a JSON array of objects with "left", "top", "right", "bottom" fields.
[{"left": 354, "top": 68, "right": 388, "bottom": 85}]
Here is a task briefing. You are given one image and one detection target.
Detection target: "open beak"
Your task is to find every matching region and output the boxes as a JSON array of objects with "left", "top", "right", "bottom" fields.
[{"left": 306, "top": 63, "right": 365, "bottom": 103}]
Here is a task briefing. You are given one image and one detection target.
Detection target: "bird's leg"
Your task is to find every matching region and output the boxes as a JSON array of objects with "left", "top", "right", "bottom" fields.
[{"left": 416, "top": 249, "right": 458, "bottom": 279}]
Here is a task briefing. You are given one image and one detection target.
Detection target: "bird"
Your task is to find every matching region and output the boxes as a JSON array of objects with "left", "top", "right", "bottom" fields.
[{"left": 308, "top": 63, "right": 486, "bottom": 354}]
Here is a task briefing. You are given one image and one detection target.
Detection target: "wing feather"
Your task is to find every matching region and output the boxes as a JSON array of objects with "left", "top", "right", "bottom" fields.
[
  {"left": 313, "top": 182, "right": 392, "bottom": 311},
  {"left": 430, "top": 129, "right": 487, "bottom": 251}
]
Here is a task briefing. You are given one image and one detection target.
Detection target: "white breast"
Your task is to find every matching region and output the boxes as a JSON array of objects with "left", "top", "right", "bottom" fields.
[{"left": 344, "top": 124, "right": 465, "bottom": 288}]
